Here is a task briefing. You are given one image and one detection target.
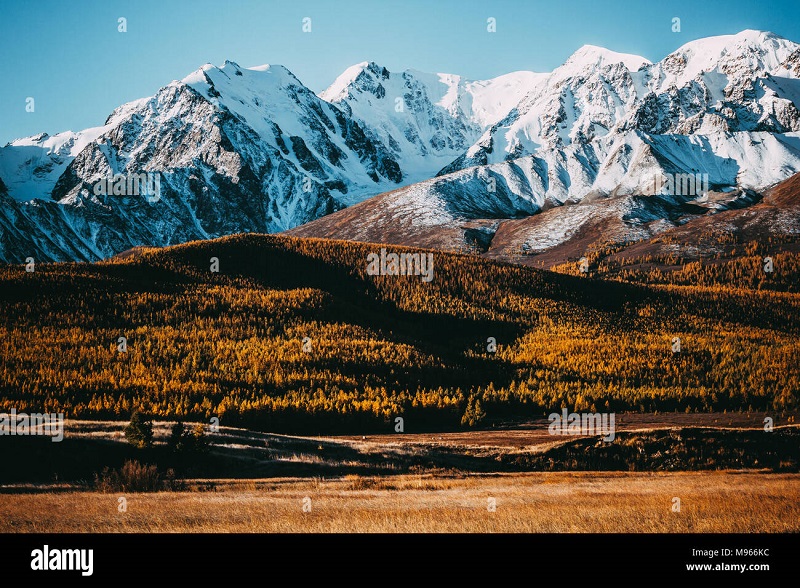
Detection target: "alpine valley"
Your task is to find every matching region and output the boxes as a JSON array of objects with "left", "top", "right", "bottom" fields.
[{"left": 2, "top": 29, "right": 800, "bottom": 265}]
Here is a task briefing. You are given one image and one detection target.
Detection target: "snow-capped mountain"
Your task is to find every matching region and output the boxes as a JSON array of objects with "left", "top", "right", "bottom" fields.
[
  {"left": 46, "top": 61, "right": 404, "bottom": 220},
  {"left": 0, "top": 61, "right": 404, "bottom": 261},
  {"left": 443, "top": 30, "right": 800, "bottom": 173},
  {"left": 0, "top": 127, "right": 111, "bottom": 202},
  {"left": 320, "top": 61, "right": 545, "bottom": 182},
  {"left": 2, "top": 30, "right": 800, "bottom": 264},
  {"left": 287, "top": 129, "right": 800, "bottom": 249}
]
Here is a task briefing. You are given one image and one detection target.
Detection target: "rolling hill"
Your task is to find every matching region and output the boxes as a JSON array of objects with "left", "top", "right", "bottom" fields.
[{"left": 1, "top": 234, "right": 797, "bottom": 434}]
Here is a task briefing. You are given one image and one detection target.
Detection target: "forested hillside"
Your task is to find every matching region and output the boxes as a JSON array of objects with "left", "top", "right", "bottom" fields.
[{"left": 1, "top": 234, "right": 797, "bottom": 433}]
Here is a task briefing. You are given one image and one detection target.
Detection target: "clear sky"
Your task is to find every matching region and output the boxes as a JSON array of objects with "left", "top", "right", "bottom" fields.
[{"left": 1, "top": 0, "right": 799, "bottom": 144}]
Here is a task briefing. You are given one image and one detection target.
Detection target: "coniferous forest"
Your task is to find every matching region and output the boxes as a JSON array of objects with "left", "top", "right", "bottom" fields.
[{"left": 1, "top": 234, "right": 797, "bottom": 434}]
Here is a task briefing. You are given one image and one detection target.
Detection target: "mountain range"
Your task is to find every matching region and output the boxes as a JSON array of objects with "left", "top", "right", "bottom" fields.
[{"left": 2, "top": 29, "right": 799, "bottom": 264}]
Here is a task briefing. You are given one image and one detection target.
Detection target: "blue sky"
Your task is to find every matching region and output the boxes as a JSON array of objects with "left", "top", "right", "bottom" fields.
[{"left": 1, "top": 0, "right": 799, "bottom": 144}]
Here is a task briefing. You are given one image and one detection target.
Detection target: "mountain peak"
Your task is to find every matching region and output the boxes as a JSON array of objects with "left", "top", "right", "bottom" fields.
[
  {"left": 660, "top": 29, "right": 799, "bottom": 83},
  {"left": 672, "top": 29, "right": 791, "bottom": 54},
  {"left": 3, "top": 31, "right": 800, "bottom": 263},
  {"left": 182, "top": 61, "right": 300, "bottom": 88},
  {"left": 562, "top": 44, "right": 651, "bottom": 72},
  {"left": 320, "top": 61, "right": 390, "bottom": 102},
  {"left": 733, "top": 29, "right": 783, "bottom": 42}
]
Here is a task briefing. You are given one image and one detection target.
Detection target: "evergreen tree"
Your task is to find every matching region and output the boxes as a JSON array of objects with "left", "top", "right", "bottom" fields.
[{"left": 124, "top": 412, "right": 154, "bottom": 449}]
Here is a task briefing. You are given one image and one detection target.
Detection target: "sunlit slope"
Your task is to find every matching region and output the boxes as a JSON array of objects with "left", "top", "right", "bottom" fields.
[{"left": 0, "top": 234, "right": 797, "bottom": 433}]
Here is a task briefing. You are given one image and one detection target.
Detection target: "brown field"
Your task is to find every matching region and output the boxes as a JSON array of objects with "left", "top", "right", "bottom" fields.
[
  {"left": 2, "top": 471, "right": 798, "bottom": 533},
  {"left": 333, "top": 411, "right": 785, "bottom": 447}
]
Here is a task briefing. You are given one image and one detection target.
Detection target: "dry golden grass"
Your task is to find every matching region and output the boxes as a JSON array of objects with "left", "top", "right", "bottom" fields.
[{"left": 2, "top": 471, "right": 798, "bottom": 533}]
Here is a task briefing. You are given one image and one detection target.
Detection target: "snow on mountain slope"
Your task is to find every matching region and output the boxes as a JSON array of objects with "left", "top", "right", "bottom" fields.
[
  {"left": 483, "top": 191, "right": 698, "bottom": 268},
  {"left": 592, "top": 170, "right": 800, "bottom": 270},
  {"left": 446, "top": 30, "right": 800, "bottom": 174},
  {"left": 0, "top": 61, "right": 409, "bottom": 262},
  {"left": 183, "top": 61, "right": 401, "bottom": 203},
  {"left": 642, "top": 30, "right": 798, "bottom": 93},
  {"left": 440, "top": 45, "right": 651, "bottom": 172},
  {"left": 287, "top": 129, "right": 800, "bottom": 252},
  {"left": 320, "top": 61, "right": 545, "bottom": 181},
  {"left": 0, "top": 127, "right": 112, "bottom": 201},
  {"left": 555, "top": 44, "right": 652, "bottom": 79},
  {"left": 627, "top": 30, "right": 800, "bottom": 137},
  {"left": 3, "top": 30, "right": 800, "bottom": 264}
]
